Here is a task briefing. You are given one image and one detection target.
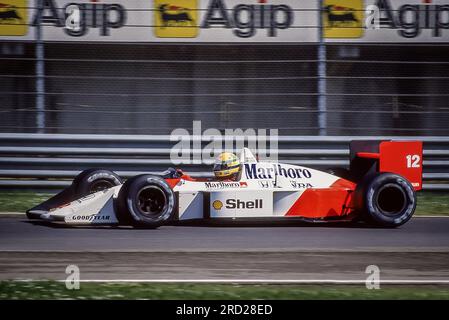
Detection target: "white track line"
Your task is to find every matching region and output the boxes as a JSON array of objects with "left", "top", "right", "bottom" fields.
[{"left": 10, "top": 279, "right": 449, "bottom": 284}]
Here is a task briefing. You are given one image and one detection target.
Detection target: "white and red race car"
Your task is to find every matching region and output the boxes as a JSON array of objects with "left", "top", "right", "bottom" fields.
[{"left": 27, "top": 140, "right": 423, "bottom": 228}]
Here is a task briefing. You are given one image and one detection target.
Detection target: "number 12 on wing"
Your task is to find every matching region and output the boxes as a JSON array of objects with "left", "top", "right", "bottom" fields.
[{"left": 406, "top": 154, "right": 421, "bottom": 168}]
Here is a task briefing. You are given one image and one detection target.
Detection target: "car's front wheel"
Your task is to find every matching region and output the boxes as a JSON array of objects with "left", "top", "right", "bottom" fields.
[
  {"left": 26, "top": 168, "right": 122, "bottom": 219},
  {"left": 72, "top": 168, "right": 123, "bottom": 197}
]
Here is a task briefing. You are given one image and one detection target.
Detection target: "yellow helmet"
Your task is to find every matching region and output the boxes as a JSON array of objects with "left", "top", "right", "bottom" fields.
[{"left": 213, "top": 152, "right": 240, "bottom": 179}]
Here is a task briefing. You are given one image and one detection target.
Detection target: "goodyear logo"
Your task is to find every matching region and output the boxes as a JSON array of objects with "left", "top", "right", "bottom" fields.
[
  {"left": 323, "top": 0, "right": 364, "bottom": 38},
  {"left": 212, "top": 200, "right": 223, "bottom": 210},
  {"left": 0, "top": 0, "right": 27, "bottom": 36},
  {"left": 154, "top": 0, "right": 198, "bottom": 38}
]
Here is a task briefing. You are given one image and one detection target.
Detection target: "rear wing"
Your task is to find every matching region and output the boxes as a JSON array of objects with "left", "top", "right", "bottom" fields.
[{"left": 350, "top": 140, "right": 423, "bottom": 190}]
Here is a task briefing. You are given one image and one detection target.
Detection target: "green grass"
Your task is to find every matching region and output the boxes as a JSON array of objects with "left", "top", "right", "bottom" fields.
[
  {"left": 0, "top": 191, "right": 54, "bottom": 213},
  {"left": 0, "top": 191, "right": 448, "bottom": 216},
  {"left": 0, "top": 282, "right": 449, "bottom": 300},
  {"left": 415, "top": 192, "right": 449, "bottom": 216}
]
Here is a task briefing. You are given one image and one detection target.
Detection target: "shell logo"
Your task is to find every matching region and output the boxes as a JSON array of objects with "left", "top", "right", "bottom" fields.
[{"left": 212, "top": 200, "right": 223, "bottom": 210}]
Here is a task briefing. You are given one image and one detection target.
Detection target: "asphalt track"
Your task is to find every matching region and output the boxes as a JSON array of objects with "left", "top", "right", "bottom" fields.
[{"left": 0, "top": 216, "right": 448, "bottom": 281}]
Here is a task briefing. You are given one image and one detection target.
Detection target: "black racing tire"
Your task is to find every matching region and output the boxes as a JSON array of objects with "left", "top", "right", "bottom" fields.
[
  {"left": 353, "top": 172, "right": 417, "bottom": 228},
  {"left": 116, "top": 174, "right": 176, "bottom": 228},
  {"left": 72, "top": 168, "right": 123, "bottom": 197},
  {"left": 326, "top": 167, "right": 353, "bottom": 181}
]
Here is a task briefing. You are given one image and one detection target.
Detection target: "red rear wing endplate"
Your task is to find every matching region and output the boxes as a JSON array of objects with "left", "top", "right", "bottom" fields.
[{"left": 356, "top": 141, "right": 422, "bottom": 191}]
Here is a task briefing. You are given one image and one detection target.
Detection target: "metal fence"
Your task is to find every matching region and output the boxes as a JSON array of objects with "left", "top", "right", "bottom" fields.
[
  {"left": 2, "top": 42, "right": 449, "bottom": 136},
  {"left": 0, "top": 133, "right": 448, "bottom": 190}
]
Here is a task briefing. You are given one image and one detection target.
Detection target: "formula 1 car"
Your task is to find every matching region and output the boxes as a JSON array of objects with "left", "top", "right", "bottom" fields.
[{"left": 27, "top": 140, "right": 423, "bottom": 228}]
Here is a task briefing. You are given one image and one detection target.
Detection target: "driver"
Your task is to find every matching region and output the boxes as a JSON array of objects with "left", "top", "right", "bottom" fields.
[{"left": 213, "top": 152, "right": 241, "bottom": 181}]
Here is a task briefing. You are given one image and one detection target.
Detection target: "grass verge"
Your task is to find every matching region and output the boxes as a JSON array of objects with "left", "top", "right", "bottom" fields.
[
  {"left": 0, "top": 192, "right": 54, "bottom": 213},
  {"left": 0, "top": 191, "right": 448, "bottom": 216},
  {"left": 415, "top": 192, "right": 449, "bottom": 216},
  {"left": 1, "top": 282, "right": 449, "bottom": 300}
]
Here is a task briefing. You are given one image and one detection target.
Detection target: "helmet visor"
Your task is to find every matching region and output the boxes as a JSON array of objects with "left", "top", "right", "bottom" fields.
[
  {"left": 213, "top": 163, "right": 229, "bottom": 171},
  {"left": 214, "top": 163, "right": 240, "bottom": 171}
]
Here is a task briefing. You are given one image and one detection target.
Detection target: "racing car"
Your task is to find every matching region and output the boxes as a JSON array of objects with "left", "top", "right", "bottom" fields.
[{"left": 27, "top": 140, "right": 423, "bottom": 228}]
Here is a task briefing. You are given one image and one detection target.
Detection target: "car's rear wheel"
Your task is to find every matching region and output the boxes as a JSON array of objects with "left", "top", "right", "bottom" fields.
[
  {"left": 354, "top": 172, "right": 416, "bottom": 227},
  {"left": 116, "top": 174, "right": 176, "bottom": 228}
]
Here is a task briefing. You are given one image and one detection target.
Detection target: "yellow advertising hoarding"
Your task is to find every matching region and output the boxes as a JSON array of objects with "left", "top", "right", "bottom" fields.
[
  {"left": 0, "top": 0, "right": 28, "bottom": 36},
  {"left": 154, "top": 0, "right": 199, "bottom": 38},
  {"left": 323, "top": 0, "right": 364, "bottom": 38}
]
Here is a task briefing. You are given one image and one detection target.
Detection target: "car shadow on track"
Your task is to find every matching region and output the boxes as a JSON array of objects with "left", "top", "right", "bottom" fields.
[
  {"left": 22, "top": 220, "right": 134, "bottom": 230},
  {"left": 176, "top": 219, "right": 386, "bottom": 229},
  {"left": 21, "top": 219, "right": 385, "bottom": 230}
]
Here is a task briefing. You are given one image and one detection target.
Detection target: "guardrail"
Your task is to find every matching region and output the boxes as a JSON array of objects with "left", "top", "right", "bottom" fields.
[{"left": 0, "top": 134, "right": 448, "bottom": 190}]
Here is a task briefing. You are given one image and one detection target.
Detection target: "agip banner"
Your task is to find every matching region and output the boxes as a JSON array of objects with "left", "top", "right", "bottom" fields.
[
  {"left": 0, "top": 0, "right": 318, "bottom": 42},
  {"left": 0, "top": 0, "right": 449, "bottom": 42},
  {"left": 323, "top": 0, "right": 449, "bottom": 42}
]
